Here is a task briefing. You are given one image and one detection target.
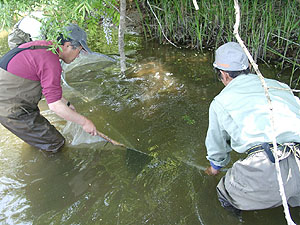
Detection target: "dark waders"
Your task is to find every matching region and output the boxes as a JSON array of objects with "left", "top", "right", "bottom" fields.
[{"left": 0, "top": 46, "right": 65, "bottom": 152}]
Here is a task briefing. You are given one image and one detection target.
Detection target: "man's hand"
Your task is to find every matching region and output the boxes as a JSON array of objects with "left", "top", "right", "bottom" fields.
[
  {"left": 82, "top": 118, "right": 98, "bottom": 136},
  {"left": 205, "top": 166, "right": 220, "bottom": 176}
]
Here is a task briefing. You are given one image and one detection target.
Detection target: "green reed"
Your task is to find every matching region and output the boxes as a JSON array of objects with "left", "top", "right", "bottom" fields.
[{"left": 135, "top": 0, "right": 300, "bottom": 83}]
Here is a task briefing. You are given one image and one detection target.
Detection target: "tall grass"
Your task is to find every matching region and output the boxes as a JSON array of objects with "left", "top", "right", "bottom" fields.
[{"left": 135, "top": 0, "right": 300, "bottom": 83}]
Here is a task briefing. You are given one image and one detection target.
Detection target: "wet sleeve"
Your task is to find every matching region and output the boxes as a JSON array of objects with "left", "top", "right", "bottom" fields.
[{"left": 205, "top": 100, "right": 232, "bottom": 168}]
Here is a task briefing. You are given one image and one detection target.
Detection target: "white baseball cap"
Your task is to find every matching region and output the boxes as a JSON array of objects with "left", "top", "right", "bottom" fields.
[{"left": 213, "top": 42, "right": 249, "bottom": 71}]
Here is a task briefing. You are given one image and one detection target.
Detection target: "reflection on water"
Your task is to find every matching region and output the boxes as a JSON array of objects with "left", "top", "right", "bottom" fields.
[{"left": 0, "top": 37, "right": 299, "bottom": 225}]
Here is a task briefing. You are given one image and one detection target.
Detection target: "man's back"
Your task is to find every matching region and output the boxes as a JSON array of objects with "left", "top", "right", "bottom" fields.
[{"left": 213, "top": 74, "right": 300, "bottom": 152}]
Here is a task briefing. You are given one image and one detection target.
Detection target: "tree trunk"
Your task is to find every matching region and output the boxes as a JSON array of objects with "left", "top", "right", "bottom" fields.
[{"left": 119, "top": 0, "right": 126, "bottom": 74}]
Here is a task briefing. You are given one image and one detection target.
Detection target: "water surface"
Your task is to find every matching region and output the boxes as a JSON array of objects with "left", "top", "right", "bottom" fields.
[{"left": 0, "top": 35, "right": 299, "bottom": 225}]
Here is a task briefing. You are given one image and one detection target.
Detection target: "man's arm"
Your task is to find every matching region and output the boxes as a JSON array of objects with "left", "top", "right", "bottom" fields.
[
  {"left": 48, "top": 99, "right": 97, "bottom": 136},
  {"left": 205, "top": 100, "right": 231, "bottom": 174}
]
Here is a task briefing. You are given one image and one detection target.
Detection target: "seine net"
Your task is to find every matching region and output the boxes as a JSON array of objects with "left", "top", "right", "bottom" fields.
[{"left": 62, "top": 121, "right": 105, "bottom": 145}]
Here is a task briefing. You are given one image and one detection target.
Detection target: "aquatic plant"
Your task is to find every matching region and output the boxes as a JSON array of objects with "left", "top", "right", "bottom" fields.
[{"left": 135, "top": 0, "right": 300, "bottom": 81}]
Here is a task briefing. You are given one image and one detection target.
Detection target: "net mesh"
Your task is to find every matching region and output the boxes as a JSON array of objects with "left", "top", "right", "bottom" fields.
[{"left": 62, "top": 121, "right": 105, "bottom": 145}]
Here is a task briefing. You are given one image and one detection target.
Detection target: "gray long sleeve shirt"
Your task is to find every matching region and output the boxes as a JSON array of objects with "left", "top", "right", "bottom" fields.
[{"left": 205, "top": 74, "right": 300, "bottom": 168}]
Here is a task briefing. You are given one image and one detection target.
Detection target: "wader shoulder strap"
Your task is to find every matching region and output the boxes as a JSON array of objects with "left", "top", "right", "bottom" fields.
[{"left": 0, "top": 45, "right": 51, "bottom": 70}]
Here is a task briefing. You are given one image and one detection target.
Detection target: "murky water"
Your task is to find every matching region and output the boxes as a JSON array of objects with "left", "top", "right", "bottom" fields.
[{"left": 0, "top": 32, "right": 299, "bottom": 225}]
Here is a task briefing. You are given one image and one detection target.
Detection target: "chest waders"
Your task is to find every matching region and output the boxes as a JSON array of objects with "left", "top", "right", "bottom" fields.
[{"left": 0, "top": 46, "right": 65, "bottom": 153}]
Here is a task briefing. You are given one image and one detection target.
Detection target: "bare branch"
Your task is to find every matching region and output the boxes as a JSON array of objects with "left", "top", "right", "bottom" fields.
[
  {"left": 146, "top": 0, "right": 179, "bottom": 48},
  {"left": 119, "top": 0, "right": 126, "bottom": 74}
]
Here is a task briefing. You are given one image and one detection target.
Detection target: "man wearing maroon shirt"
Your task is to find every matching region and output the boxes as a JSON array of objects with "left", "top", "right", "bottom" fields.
[{"left": 0, "top": 24, "right": 98, "bottom": 153}]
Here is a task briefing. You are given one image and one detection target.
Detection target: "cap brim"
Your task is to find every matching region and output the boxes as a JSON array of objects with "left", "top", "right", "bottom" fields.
[{"left": 80, "top": 41, "right": 92, "bottom": 53}]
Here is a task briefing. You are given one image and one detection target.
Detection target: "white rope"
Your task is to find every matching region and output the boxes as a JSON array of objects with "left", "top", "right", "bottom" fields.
[
  {"left": 291, "top": 146, "right": 300, "bottom": 173},
  {"left": 295, "top": 155, "right": 300, "bottom": 172},
  {"left": 268, "top": 86, "right": 300, "bottom": 93},
  {"left": 192, "top": 0, "right": 199, "bottom": 10},
  {"left": 233, "top": 1, "right": 295, "bottom": 224}
]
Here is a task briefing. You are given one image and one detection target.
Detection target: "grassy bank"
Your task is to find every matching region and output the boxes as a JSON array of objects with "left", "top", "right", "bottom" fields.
[{"left": 135, "top": 0, "right": 300, "bottom": 85}]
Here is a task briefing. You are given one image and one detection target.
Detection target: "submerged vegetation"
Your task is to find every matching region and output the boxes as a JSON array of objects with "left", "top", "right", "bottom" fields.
[{"left": 135, "top": 0, "right": 300, "bottom": 86}]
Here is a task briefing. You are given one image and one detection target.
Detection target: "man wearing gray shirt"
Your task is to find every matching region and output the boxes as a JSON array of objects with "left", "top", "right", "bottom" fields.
[{"left": 205, "top": 42, "right": 300, "bottom": 215}]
